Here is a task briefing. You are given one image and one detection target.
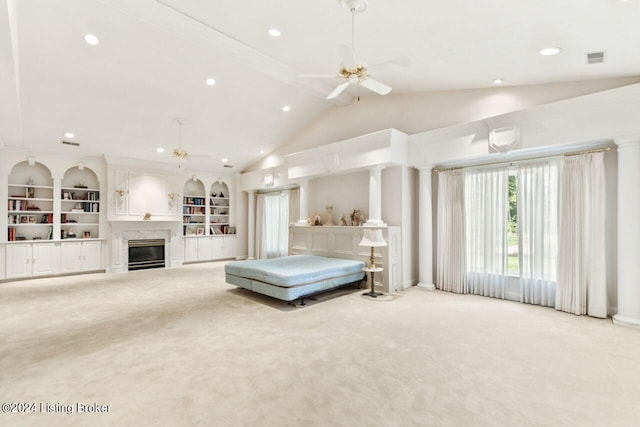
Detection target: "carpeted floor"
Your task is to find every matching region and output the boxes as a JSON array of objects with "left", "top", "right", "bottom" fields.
[{"left": 1, "top": 261, "right": 639, "bottom": 426}]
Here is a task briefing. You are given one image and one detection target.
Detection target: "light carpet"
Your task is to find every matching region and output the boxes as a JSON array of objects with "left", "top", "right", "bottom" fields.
[{"left": 1, "top": 262, "right": 639, "bottom": 426}]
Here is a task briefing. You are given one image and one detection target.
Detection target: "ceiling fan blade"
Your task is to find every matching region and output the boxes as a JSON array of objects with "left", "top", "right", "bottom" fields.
[
  {"left": 326, "top": 81, "right": 351, "bottom": 100},
  {"left": 368, "top": 56, "right": 411, "bottom": 71},
  {"left": 337, "top": 44, "right": 357, "bottom": 69},
  {"left": 360, "top": 78, "right": 392, "bottom": 95},
  {"left": 297, "top": 74, "right": 339, "bottom": 79}
]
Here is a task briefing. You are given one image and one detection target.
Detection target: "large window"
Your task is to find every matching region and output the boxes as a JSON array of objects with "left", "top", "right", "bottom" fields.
[{"left": 507, "top": 172, "right": 519, "bottom": 275}]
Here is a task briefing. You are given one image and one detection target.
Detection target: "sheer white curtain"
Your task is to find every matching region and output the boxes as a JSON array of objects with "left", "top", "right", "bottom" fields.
[
  {"left": 518, "top": 160, "right": 559, "bottom": 307},
  {"left": 436, "top": 170, "right": 467, "bottom": 293},
  {"left": 256, "top": 191, "right": 290, "bottom": 259},
  {"left": 556, "top": 153, "right": 607, "bottom": 317},
  {"left": 464, "top": 167, "right": 509, "bottom": 298}
]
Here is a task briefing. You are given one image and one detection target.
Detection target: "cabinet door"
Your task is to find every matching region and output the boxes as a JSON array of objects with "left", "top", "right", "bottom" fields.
[
  {"left": 82, "top": 241, "right": 102, "bottom": 271},
  {"left": 60, "top": 242, "right": 83, "bottom": 273},
  {"left": 184, "top": 238, "right": 198, "bottom": 262},
  {"left": 32, "top": 243, "right": 57, "bottom": 276},
  {"left": 210, "top": 237, "right": 222, "bottom": 259},
  {"left": 197, "top": 237, "right": 211, "bottom": 261},
  {"left": 221, "top": 236, "right": 235, "bottom": 259},
  {"left": 6, "top": 244, "right": 31, "bottom": 279}
]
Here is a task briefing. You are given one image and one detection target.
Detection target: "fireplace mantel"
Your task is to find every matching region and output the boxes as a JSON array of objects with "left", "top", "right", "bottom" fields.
[{"left": 109, "top": 220, "right": 182, "bottom": 273}]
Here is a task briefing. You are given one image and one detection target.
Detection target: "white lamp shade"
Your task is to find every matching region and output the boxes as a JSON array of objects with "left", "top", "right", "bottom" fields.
[{"left": 359, "top": 228, "right": 387, "bottom": 247}]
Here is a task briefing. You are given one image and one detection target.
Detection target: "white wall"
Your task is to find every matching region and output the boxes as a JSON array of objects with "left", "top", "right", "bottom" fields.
[
  {"left": 381, "top": 166, "right": 402, "bottom": 226},
  {"left": 308, "top": 172, "right": 369, "bottom": 224}
]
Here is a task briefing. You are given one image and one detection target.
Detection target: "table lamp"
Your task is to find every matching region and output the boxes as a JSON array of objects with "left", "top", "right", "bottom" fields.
[{"left": 359, "top": 228, "right": 387, "bottom": 269}]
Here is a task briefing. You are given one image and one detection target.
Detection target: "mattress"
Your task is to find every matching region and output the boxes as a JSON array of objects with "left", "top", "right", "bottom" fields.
[{"left": 224, "top": 255, "right": 365, "bottom": 288}]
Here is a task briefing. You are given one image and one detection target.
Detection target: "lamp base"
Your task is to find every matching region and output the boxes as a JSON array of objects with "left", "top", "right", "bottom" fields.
[{"left": 363, "top": 290, "right": 383, "bottom": 298}]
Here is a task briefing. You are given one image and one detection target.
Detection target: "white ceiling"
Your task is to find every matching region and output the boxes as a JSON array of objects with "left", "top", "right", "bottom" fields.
[{"left": 1, "top": 0, "right": 639, "bottom": 173}]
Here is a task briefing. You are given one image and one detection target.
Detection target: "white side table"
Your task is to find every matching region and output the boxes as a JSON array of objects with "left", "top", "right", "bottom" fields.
[{"left": 363, "top": 267, "right": 384, "bottom": 298}]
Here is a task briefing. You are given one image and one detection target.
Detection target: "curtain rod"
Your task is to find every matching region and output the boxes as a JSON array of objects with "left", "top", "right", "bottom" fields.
[{"left": 432, "top": 145, "right": 614, "bottom": 172}]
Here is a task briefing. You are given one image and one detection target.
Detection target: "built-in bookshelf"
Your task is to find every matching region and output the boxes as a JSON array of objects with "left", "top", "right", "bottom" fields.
[
  {"left": 60, "top": 166, "right": 100, "bottom": 239},
  {"left": 7, "top": 161, "right": 54, "bottom": 241},
  {"left": 6, "top": 163, "right": 102, "bottom": 242},
  {"left": 183, "top": 178, "right": 206, "bottom": 236},
  {"left": 210, "top": 181, "right": 230, "bottom": 235}
]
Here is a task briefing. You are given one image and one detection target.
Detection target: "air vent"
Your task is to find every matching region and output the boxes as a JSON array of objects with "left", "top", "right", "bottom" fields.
[
  {"left": 61, "top": 140, "right": 80, "bottom": 146},
  {"left": 223, "top": 164, "right": 233, "bottom": 168},
  {"left": 586, "top": 51, "right": 606, "bottom": 64}
]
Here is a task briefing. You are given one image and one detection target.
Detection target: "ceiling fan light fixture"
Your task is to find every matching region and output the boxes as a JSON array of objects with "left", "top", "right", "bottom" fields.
[
  {"left": 268, "top": 28, "right": 281, "bottom": 37},
  {"left": 205, "top": 78, "right": 216, "bottom": 86},
  {"left": 64, "top": 132, "right": 75, "bottom": 138},
  {"left": 282, "top": 105, "right": 291, "bottom": 112},
  {"left": 339, "top": 0, "right": 367, "bottom": 13},
  {"left": 156, "top": 147, "right": 165, "bottom": 153},
  {"left": 493, "top": 78, "right": 503, "bottom": 84}
]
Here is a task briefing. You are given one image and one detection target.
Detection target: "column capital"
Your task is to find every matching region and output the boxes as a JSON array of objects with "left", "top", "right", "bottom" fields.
[
  {"left": 418, "top": 165, "right": 434, "bottom": 174},
  {"left": 247, "top": 189, "right": 257, "bottom": 194},
  {"left": 368, "top": 165, "right": 385, "bottom": 174}
]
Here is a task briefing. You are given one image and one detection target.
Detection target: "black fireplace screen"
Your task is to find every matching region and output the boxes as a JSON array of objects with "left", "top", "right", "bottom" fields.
[{"left": 128, "top": 239, "right": 165, "bottom": 271}]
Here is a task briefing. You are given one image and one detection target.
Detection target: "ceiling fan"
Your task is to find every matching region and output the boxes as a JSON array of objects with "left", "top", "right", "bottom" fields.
[
  {"left": 169, "top": 118, "right": 208, "bottom": 168},
  {"left": 305, "top": 0, "right": 409, "bottom": 101}
]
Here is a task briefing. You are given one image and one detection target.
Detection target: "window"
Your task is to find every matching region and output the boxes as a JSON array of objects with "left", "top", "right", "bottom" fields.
[{"left": 507, "top": 172, "right": 519, "bottom": 275}]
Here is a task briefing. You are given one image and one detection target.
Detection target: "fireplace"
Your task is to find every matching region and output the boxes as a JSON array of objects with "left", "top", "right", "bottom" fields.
[{"left": 128, "top": 239, "right": 165, "bottom": 271}]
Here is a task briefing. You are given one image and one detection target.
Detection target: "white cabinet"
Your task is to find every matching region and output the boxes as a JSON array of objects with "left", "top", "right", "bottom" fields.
[
  {"left": 60, "top": 241, "right": 102, "bottom": 273},
  {"left": 184, "top": 236, "right": 235, "bottom": 263},
  {"left": 5, "top": 243, "right": 57, "bottom": 279},
  {"left": 212, "top": 236, "right": 235, "bottom": 259},
  {"left": 184, "top": 237, "right": 210, "bottom": 262},
  {"left": 82, "top": 241, "right": 102, "bottom": 271}
]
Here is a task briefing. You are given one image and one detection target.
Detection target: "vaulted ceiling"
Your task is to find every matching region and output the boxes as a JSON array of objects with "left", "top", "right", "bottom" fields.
[{"left": 1, "top": 0, "right": 639, "bottom": 172}]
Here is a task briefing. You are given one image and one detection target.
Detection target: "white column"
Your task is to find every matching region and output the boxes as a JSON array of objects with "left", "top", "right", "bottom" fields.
[
  {"left": 247, "top": 190, "right": 256, "bottom": 260},
  {"left": 296, "top": 179, "right": 310, "bottom": 226},
  {"left": 613, "top": 137, "right": 640, "bottom": 327},
  {"left": 417, "top": 167, "right": 436, "bottom": 290},
  {"left": 365, "top": 165, "right": 386, "bottom": 226}
]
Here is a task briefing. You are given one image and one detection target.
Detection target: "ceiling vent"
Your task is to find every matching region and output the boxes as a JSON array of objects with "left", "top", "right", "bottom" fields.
[
  {"left": 223, "top": 164, "right": 234, "bottom": 168},
  {"left": 586, "top": 51, "right": 606, "bottom": 64},
  {"left": 61, "top": 140, "right": 80, "bottom": 146}
]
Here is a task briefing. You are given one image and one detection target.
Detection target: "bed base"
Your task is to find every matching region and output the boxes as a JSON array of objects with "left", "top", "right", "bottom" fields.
[{"left": 286, "top": 278, "right": 365, "bottom": 307}]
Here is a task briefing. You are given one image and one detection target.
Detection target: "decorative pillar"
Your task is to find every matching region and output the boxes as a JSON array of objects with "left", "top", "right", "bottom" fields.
[
  {"left": 296, "top": 179, "right": 310, "bottom": 226},
  {"left": 365, "top": 165, "right": 386, "bottom": 226},
  {"left": 613, "top": 136, "right": 640, "bottom": 327},
  {"left": 417, "top": 167, "right": 436, "bottom": 290},
  {"left": 247, "top": 190, "right": 256, "bottom": 260}
]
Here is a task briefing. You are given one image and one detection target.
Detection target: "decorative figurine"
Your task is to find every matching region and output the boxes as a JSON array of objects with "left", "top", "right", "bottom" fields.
[
  {"left": 324, "top": 205, "right": 335, "bottom": 226},
  {"left": 312, "top": 213, "right": 323, "bottom": 226},
  {"left": 340, "top": 214, "right": 348, "bottom": 226},
  {"left": 212, "top": 192, "right": 217, "bottom": 197}
]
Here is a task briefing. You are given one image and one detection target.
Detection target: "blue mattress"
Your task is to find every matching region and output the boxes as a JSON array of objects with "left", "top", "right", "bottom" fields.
[{"left": 225, "top": 255, "right": 365, "bottom": 301}]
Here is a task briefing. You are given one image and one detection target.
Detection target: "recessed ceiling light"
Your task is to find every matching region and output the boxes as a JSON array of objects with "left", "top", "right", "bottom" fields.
[
  {"left": 268, "top": 28, "right": 281, "bottom": 37},
  {"left": 222, "top": 158, "right": 229, "bottom": 163},
  {"left": 156, "top": 147, "right": 165, "bottom": 153},
  {"left": 539, "top": 47, "right": 561, "bottom": 56},
  {"left": 282, "top": 105, "right": 291, "bottom": 112},
  {"left": 493, "top": 78, "right": 503, "bottom": 84},
  {"left": 84, "top": 34, "right": 100, "bottom": 46},
  {"left": 206, "top": 78, "right": 216, "bottom": 86},
  {"left": 64, "top": 132, "right": 75, "bottom": 138},
  {"left": 260, "top": 150, "right": 265, "bottom": 154}
]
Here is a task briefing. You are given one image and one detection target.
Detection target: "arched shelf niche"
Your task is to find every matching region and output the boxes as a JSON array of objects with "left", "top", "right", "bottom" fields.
[
  {"left": 60, "top": 166, "right": 101, "bottom": 239},
  {"left": 182, "top": 177, "right": 206, "bottom": 236},
  {"left": 210, "top": 180, "right": 230, "bottom": 235},
  {"left": 7, "top": 161, "right": 54, "bottom": 241}
]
